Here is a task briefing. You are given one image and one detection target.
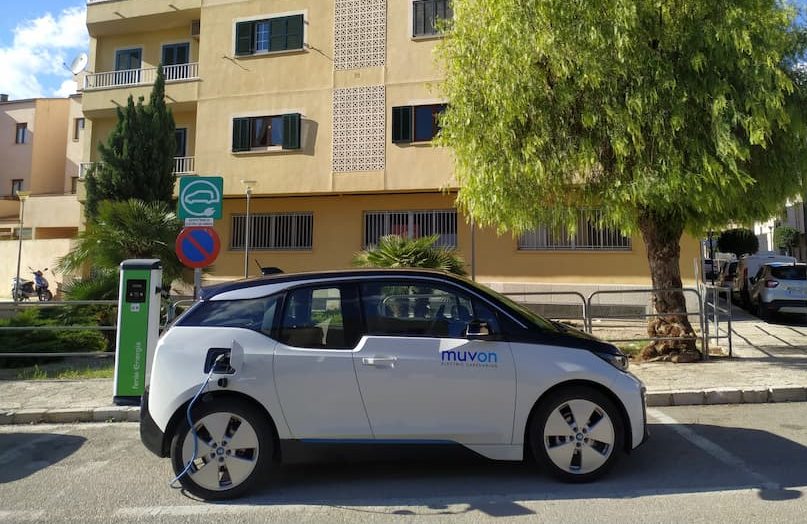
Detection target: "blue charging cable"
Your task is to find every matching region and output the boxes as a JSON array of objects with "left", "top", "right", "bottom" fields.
[{"left": 169, "top": 354, "right": 227, "bottom": 488}]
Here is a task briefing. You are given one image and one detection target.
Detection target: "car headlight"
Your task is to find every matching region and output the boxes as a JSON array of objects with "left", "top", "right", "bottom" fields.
[{"left": 596, "top": 351, "right": 629, "bottom": 372}]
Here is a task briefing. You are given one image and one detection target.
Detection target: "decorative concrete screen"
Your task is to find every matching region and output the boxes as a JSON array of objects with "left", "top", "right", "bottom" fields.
[
  {"left": 332, "top": 85, "right": 386, "bottom": 172},
  {"left": 334, "top": 0, "right": 387, "bottom": 70}
]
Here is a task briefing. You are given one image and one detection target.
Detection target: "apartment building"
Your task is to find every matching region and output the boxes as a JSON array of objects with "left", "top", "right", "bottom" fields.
[
  {"left": 82, "top": 0, "right": 700, "bottom": 293},
  {"left": 0, "top": 94, "right": 85, "bottom": 295}
]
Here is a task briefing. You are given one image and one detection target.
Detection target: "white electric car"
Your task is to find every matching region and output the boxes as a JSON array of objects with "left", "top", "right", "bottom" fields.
[{"left": 141, "top": 270, "right": 647, "bottom": 500}]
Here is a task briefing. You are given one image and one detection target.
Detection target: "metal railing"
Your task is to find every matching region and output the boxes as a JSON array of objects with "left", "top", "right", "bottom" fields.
[
  {"left": 701, "top": 283, "right": 733, "bottom": 357},
  {"left": 79, "top": 157, "right": 196, "bottom": 178},
  {"left": 503, "top": 291, "right": 588, "bottom": 325},
  {"left": 173, "top": 156, "right": 195, "bottom": 175},
  {"left": 84, "top": 63, "right": 199, "bottom": 90},
  {"left": 0, "top": 300, "right": 118, "bottom": 358}
]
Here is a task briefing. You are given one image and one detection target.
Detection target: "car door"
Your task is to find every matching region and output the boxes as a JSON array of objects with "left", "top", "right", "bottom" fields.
[
  {"left": 353, "top": 279, "right": 516, "bottom": 445},
  {"left": 272, "top": 283, "right": 372, "bottom": 439}
]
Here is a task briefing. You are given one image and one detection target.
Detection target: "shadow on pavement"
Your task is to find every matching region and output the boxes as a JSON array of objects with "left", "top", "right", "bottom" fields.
[
  {"left": 0, "top": 433, "right": 86, "bottom": 484},
  {"left": 218, "top": 423, "right": 806, "bottom": 511}
]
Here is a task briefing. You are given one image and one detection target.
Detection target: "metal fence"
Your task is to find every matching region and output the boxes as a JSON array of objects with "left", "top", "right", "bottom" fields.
[{"left": 3, "top": 287, "right": 727, "bottom": 362}]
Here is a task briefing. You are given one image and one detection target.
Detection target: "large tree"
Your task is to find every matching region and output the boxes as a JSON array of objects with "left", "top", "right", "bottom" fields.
[
  {"left": 438, "top": 0, "right": 807, "bottom": 360},
  {"left": 84, "top": 65, "right": 176, "bottom": 220}
]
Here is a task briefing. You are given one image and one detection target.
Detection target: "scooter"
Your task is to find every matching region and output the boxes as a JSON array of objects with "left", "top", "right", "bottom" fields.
[{"left": 11, "top": 267, "right": 53, "bottom": 301}]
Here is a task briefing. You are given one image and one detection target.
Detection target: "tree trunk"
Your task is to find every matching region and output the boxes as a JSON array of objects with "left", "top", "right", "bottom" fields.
[{"left": 637, "top": 209, "right": 701, "bottom": 363}]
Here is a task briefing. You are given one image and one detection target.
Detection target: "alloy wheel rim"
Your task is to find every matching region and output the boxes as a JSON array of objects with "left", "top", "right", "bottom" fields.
[
  {"left": 543, "top": 399, "right": 615, "bottom": 474},
  {"left": 181, "top": 412, "right": 259, "bottom": 491}
]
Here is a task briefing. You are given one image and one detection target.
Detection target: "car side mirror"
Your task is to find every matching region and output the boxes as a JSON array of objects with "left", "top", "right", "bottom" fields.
[{"left": 466, "top": 320, "right": 490, "bottom": 338}]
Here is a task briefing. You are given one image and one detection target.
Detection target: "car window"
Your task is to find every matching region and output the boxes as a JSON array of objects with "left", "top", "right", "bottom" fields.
[
  {"left": 770, "top": 266, "right": 806, "bottom": 280},
  {"left": 177, "top": 296, "right": 280, "bottom": 337},
  {"left": 278, "top": 286, "right": 359, "bottom": 349},
  {"left": 360, "top": 281, "right": 499, "bottom": 338},
  {"left": 754, "top": 267, "right": 765, "bottom": 281}
]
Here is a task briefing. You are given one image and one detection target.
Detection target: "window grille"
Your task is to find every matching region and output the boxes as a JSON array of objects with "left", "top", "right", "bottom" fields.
[
  {"left": 364, "top": 209, "right": 457, "bottom": 248},
  {"left": 518, "top": 210, "right": 631, "bottom": 251},
  {"left": 231, "top": 212, "right": 313, "bottom": 250}
]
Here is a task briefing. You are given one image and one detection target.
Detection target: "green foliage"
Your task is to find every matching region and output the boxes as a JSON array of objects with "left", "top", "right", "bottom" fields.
[
  {"left": 717, "top": 228, "right": 760, "bottom": 257},
  {"left": 84, "top": 64, "right": 176, "bottom": 221},
  {"left": 353, "top": 235, "right": 467, "bottom": 275},
  {"left": 774, "top": 224, "right": 801, "bottom": 252},
  {"left": 436, "top": 0, "right": 807, "bottom": 236},
  {"left": 57, "top": 199, "right": 186, "bottom": 287},
  {"left": 0, "top": 309, "right": 108, "bottom": 368},
  {"left": 61, "top": 270, "right": 120, "bottom": 301}
]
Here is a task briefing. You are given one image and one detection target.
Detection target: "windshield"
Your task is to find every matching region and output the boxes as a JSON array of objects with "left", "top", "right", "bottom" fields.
[{"left": 461, "top": 279, "right": 559, "bottom": 332}]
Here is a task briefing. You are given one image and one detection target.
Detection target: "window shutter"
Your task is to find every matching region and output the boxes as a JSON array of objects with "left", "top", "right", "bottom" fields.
[
  {"left": 235, "top": 21, "right": 253, "bottom": 55},
  {"left": 413, "top": 2, "right": 425, "bottom": 36},
  {"left": 282, "top": 113, "right": 301, "bottom": 150},
  {"left": 232, "top": 118, "right": 250, "bottom": 152},
  {"left": 392, "top": 106, "right": 413, "bottom": 143},
  {"left": 286, "top": 14, "right": 304, "bottom": 50}
]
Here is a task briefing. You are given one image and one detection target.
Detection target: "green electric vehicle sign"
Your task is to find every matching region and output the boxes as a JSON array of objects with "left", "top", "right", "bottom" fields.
[{"left": 178, "top": 176, "right": 223, "bottom": 220}]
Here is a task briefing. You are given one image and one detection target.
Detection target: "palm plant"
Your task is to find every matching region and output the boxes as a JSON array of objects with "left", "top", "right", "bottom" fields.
[
  {"left": 352, "top": 235, "right": 467, "bottom": 276},
  {"left": 57, "top": 199, "right": 187, "bottom": 290}
]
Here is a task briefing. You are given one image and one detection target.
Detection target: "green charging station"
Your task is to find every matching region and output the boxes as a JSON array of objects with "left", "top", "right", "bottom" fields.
[{"left": 114, "top": 259, "right": 163, "bottom": 406}]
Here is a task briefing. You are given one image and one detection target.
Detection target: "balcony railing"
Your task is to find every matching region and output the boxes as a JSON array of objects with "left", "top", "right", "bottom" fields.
[
  {"left": 84, "top": 63, "right": 199, "bottom": 90},
  {"left": 79, "top": 158, "right": 196, "bottom": 178},
  {"left": 173, "top": 156, "right": 195, "bottom": 175}
]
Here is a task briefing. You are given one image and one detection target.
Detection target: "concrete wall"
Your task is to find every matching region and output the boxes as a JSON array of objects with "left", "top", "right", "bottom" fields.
[
  {"left": 30, "top": 99, "right": 70, "bottom": 195},
  {"left": 207, "top": 192, "right": 700, "bottom": 286},
  {"left": 64, "top": 95, "right": 85, "bottom": 193},
  {"left": 0, "top": 238, "right": 75, "bottom": 299}
]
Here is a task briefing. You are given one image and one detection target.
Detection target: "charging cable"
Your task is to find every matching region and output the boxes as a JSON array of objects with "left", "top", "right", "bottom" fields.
[{"left": 169, "top": 353, "right": 227, "bottom": 488}]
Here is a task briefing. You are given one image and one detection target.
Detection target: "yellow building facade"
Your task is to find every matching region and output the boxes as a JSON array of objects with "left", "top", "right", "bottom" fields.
[{"left": 83, "top": 0, "right": 700, "bottom": 292}]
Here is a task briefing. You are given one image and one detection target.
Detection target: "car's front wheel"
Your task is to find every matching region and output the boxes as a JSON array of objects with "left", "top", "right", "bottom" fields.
[
  {"left": 170, "top": 398, "right": 273, "bottom": 500},
  {"left": 530, "top": 386, "right": 624, "bottom": 482}
]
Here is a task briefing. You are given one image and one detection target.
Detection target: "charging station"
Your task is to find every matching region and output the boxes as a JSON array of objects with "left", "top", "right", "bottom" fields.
[{"left": 114, "top": 259, "right": 162, "bottom": 406}]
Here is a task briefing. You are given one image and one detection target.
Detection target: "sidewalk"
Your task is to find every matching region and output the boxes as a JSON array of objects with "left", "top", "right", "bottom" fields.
[{"left": 1, "top": 312, "right": 805, "bottom": 424}]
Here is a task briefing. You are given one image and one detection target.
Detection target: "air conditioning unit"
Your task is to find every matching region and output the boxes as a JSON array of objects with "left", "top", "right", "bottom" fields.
[{"left": 191, "top": 19, "right": 200, "bottom": 38}]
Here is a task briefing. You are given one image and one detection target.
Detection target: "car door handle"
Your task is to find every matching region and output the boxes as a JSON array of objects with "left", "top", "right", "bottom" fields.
[{"left": 361, "top": 356, "right": 397, "bottom": 368}]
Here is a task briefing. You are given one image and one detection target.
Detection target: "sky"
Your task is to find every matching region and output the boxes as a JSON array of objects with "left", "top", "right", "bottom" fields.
[{"left": 0, "top": 1, "right": 88, "bottom": 100}]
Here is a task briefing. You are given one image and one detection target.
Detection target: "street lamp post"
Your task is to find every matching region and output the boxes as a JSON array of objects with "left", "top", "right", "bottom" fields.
[
  {"left": 241, "top": 180, "right": 257, "bottom": 279},
  {"left": 13, "top": 191, "right": 31, "bottom": 303}
]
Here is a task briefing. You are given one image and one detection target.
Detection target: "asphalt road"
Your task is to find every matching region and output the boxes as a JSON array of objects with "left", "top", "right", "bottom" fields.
[{"left": 1, "top": 403, "right": 805, "bottom": 523}]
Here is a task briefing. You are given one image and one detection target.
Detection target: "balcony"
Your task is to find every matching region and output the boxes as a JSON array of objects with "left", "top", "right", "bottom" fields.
[
  {"left": 87, "top": 0, "right": 201, "bottom": 37},
  {"left": 79, "top": 157, "right": 196, "bottom": 179},
  {"left": 82, "top": 64, "right": 199, "bottom": 116},
  {"left": 84, "top": 63, "right": 198, "bottom": 90}
]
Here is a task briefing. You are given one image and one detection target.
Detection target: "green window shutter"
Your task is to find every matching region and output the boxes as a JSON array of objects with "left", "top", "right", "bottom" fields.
[
  {"left": 235, "top": 21, "right": 254, "bottom": 55},
  {"left": 392, "top": 106, "right": 413, "bottom": 143},
  {"left": 282, "top": 113, "right": 301, "bottom": 150},
  {"left": 232, "top": 118, "right": 250, "bottom": 152},
  {"left": 286, "top": 14, "right": 304, "bottom": 50}
]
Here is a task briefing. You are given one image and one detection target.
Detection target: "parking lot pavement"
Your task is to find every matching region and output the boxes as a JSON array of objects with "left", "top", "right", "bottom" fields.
[{"left": 0, "top": 403, "right": 805, "bottom": 524}]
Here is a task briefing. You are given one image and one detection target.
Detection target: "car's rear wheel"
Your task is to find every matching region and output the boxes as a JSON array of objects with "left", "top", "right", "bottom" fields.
[
  {"left": 530, "top": 386, "right": 624, "bottom": 482},
  {"left": 170, "top": 398, "right": 273, "bottom": 500}
]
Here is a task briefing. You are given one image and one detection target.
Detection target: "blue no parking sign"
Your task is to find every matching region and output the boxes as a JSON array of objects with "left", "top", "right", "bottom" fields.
[{"left": 175, "top": 227, "right": 221, "bottom": 269}]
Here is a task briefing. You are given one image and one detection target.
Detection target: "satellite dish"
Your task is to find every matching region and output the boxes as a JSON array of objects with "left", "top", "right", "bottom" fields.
[{"left": 67, "top": 53, "right": 88, "bottom": 75}]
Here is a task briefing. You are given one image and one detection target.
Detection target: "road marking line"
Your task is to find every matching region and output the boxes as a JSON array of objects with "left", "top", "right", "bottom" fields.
[
  {"left": 647, "top": 409, "right": 778, "bottom": 490},
  {"left": 0, "top": 510, "right": 46, "bottom": 522}
]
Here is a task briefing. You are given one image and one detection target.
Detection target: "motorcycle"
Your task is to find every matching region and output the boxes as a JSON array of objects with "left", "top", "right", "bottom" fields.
[{"left": 11, "top": 267, "right": 53, "bottom": 301}]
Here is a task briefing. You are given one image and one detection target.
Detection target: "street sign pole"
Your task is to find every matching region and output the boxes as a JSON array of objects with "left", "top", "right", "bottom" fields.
[{"left": 194, "top": 267, "right": 202, "bottom": 300}]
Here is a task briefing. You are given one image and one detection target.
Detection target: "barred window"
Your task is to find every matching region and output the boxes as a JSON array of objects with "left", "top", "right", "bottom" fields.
[
  {"left": 413, "top": 0, "right": 453, "bottom": 37},
  {"left": 231, "top": 213, "right": 313, "bottom": 250},
  {"left": 364, "top": 209, "right": 457, "bottom": 248},
  {"left": 518, "top": 210, "right": 631, "bottom": 251}
]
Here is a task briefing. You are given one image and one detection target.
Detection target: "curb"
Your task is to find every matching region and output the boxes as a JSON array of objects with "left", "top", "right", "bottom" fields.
[{"left": 1, "top": 387, "right": 806, "bottom": 426}]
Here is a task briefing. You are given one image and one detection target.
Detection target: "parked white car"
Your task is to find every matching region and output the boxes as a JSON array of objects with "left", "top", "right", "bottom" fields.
[
  {"left": 732, "top": 252, "right": 797, "bottom": 306},
  {"left": 140, "top": 269, "right": 648, "bottom": 500},
  {"left": 749, "top": 263, "right": 807, "bottom": 319}
]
